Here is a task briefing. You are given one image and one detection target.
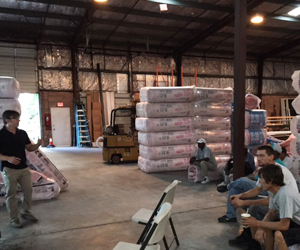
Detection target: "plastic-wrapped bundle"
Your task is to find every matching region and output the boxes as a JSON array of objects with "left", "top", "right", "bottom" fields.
[
  {"left": 292, "top": 95, "right": 300, "bottom": 114},
  {"left": 291, "top": 70, "right": 300, "bottom": 94},
  {"left": 290, "top": 116, "right": 300, "bottom": 136},
  {"left": 140, "top": 86, "right": 194, "bottom": 103},
  {"left": 194, "top": 87, "right": 233, "bottom": 102},
  {"left": 206, "top": 142, "right": 232, "bottom": 155},
  {"left": 195, "top": 129, "right": 231, "bottom": 143},
  {"left": 193, "top": 116, "right": 231, "bottom": 130},
  {"left": 139, "top": 144, "right": 197, "bottom": 160},
  {"left": 0, "top": 98, "right": 21, "bottom": 117},
  {"left": 290, "top": 137, "right": 300, "bottom": 158},
  {"left": 0, "top": 77, "right": 20, "bottom": 98},
  {"left": 136, "top": 102, "right": 192, "bottom": 118},
  {"left": 188, "top": 165, "right": 223, "bottom": 183},
  {"left": 193, "top": 101, "right": 232, "bottom": 117},
  {"left": 245, "top": 94, "right": 261, "bottom": 110},
  {"left": 245, "top": 129, "right": 267, "bottom": 147},
  {"left": 138, "top": 130, "right": 195, "bottom": 146},
  {"left": 138, "top": 156, "right": 190, "bottom": 173},
  {"left": 135, "top": 117, "right": 193, "bottom": 132},
  {"left": 215, "top": 155, "right": 231, "bottom": 165},
  {"left": 245, "top": 109, "right": 267, "bottom": 129}
]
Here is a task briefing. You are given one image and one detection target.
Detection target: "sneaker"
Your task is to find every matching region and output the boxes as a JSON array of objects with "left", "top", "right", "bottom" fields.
[
  {"left": 217, "top": 185, "right": 228, "bottom": 193},
  {"left": 228, "top": 231, "right": 252, "bottom": 245},
  {"left": 10, "top": 219, "right": 23, "bottom": 228},
  {"left": 201, "top": 177, "right": 210, "bottom": 184},
  {"left": 218, "top": 215, "right": 237, "bottom": 223},
  {"left": 21, "top": 212, "right": 38, "bottom": 222},
  {"left": 217, "top": 181, "right": 228, "bottom": 187}
]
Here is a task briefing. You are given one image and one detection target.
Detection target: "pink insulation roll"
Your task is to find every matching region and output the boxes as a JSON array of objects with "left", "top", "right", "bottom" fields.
[
  {"left": 138, "top": 156, "right": 190, "bottom": 173},
  {"left": 290, "top": 116, "right": 300, "bottom": 136},
  {"left": 135, "top": 117, "right": 193, "bottom": 132},
  {"left": 195, "top": 129, "right": 231, "bottom": 143},
  {"left": 245, "top": 94, "right": 261, "bottom": 110},
  {"left": 136, "top": 102, "right": 192, "bottom": 118},
  {"left": 139, "top": 144, "right": 197, "bottom": 160},
  {"left": 138, "top": 130, "right": 196, "bottom": 146},
  {"left": 0, "top": 98, "right": 21, "bottom": 117},
  {"left": 215, "top": 155, "right": 231, "bottom": 165},
  {"left": 193, "top": 116, "right": 231, "bottom": 130},
  {"left": 140, "top": 86, "right": 194, "bottom": 103},
  {"left": 194, "top": 87, "right": 233, "bottom": 102},
  {"left": 0, "top": 77, "right": 20, "bottom": 98},
  {"left": 188, "top": 165, "right": 224, "bottom": 183},
  {"left": 206, "top": 142, "right": 232, "bottom": 155},
  {"left": 193, "top": 101, "right": 232, "bottom": 117},
  {"left": 245, "top": 109, "right": 267, "bottom": 129},
  {"left": 245, "top": 129, "right": 267, "bottom": 147}
]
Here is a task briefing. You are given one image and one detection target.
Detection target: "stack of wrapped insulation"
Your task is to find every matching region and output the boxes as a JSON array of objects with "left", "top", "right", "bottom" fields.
[
  {"left": 190, "top": 87, "right": 233, "bottom": 182},
  {"left": 0, "top": 77, "right": 21, "bottom": 127},
  {"left": 136, "top": 87, "right": 196, "bottom": 173}
]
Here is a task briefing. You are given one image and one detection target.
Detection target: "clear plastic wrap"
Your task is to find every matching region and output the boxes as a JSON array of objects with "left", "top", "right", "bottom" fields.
[
  {"left": 245, "top": 129, "right": 267, "bottom": 147},
  {"left": 195, "top": 129, "right": 231, "bottom": 143},
  {"left": 245, "top": 109, "right": 267, "bottom": 129},
  {"left": 194, "top": 87, "right": 233, "bottom": 102},
  {"left": 0, "top": 98, "right": 21, "bottom": 117},
  {"left": 138, "top": 131, "right": 195, "bottom": 146},
  {"left": 135, "top": 117, "right": 193, "bottom": 132},
  {"left": 0, "top": 77, "right": 20, "bottom": 98},
  {"left": 193, "top": 101, "right": 232, "bottom": 117},
  {"left": 136, "top": 102, "right": 192, "bottom": 118},
  {"left": 206, "top": 142, "right": 232, "bottom": 155},
  {"left": 139, "top": 144, "right": 197, "bottom": 160},
  {"left": 193, "top": 116, "right": 231, "bottom": 130}
]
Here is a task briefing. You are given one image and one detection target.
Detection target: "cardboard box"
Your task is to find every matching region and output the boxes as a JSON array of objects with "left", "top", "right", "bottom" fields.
[
  {"left": 92, "top": 109, "right": 101, "bottom": 117},
  {"left": 93, "top": 124, "right": 102, "bottom": 132},
  {"left": 92, "top": 117, "right": 102, "bottom": 126},
  {"left": 92, "top": 102, "right": 101, "bottom": 110}
]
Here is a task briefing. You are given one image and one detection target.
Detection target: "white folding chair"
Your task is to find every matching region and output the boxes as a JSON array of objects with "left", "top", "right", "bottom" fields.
[
  {"left": 132, "top": 180, "right": 180, "bottom": 250},
  {"left": 113, "top": 202, "right": 172, "bottom": 250}
]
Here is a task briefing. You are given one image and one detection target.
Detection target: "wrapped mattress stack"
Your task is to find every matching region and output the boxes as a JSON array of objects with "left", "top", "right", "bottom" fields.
[
  {"left": 191, "top": 87, "right": 233, "bottom": 182},
  {"left": 0, "top": 77, "right": 21, "bottom": 126},
  {"left": 136, "top": 87, "right": 196, "bottom": 173},
  {"left": 244, "top": 109, "right": 267, "bottom": 149}
]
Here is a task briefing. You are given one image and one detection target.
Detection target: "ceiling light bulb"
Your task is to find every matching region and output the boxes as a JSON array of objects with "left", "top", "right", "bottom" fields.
[
  {"left": 94, "top": 0, "right": 107, "bottom": 2},
  {"left": 288, "top": 7, "right": 300, "bottom": 17},
  {"left": 251, "top": 14, "right": 264, "bottom": 24},
  {"left": 159, "top": 4, "right": 168, "bottom": 11}
]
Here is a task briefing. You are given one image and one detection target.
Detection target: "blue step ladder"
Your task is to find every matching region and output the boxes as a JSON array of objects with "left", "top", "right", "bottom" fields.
[{"left": 75, "top": 103, "right": 92, "bottom": 147}]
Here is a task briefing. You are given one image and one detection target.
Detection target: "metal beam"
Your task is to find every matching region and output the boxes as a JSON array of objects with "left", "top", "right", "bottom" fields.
[
  {"left": 174, "top": 0, "right": 265, "bottom": 55},
  {"left": 233, "top": 0, "right": 247, "bottom": 180},
  {"left": 257, "top": 59, "right": 264, "bottom": 99},
  {"left": 174, "top": 54, "right": 182, "bottom": 86},
  {"left": 260, "top": 36, "right": 300, "bottom": 59},
  {"left": 146, "top": 0, "right": 233, "bottom": 12}
]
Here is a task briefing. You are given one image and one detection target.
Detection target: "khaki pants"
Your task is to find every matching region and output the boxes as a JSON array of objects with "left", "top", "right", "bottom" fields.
[
  {"left": 194, "top": 161, "right": 217, "bottom": 177},
  {"left": 1, "top": 167, "right": 32, "bottom": 221}
]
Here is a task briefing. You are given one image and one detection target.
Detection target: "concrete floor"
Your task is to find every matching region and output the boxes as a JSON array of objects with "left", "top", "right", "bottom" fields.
[{"left": 0, "top": 147, "right": 245, "bottom": 250}]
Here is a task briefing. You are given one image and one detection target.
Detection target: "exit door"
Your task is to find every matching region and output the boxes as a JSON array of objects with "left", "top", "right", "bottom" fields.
[{"left": 50, "top": 107, "right": 71, "bottom": 146}]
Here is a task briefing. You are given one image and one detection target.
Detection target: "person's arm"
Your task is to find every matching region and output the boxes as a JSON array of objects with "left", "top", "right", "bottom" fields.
[
  {"left": 230, "top": 185, "right": 263, "bottom": 207},
  {"left": 0, "top": 153, "right": 21, "bottom": 165},
  {"left": 25, "top": 139, "right": 42, "bottom": 152}
]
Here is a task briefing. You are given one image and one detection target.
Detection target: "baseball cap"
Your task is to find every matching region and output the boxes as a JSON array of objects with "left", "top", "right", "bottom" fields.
[{"left": 197, "top": 138, "right": 206, "bottom": 144}]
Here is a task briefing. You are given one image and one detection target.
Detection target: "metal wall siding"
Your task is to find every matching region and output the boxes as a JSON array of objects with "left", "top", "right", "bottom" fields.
[{"left": 0, "top": 43, "right": 37, "bottom": 93}]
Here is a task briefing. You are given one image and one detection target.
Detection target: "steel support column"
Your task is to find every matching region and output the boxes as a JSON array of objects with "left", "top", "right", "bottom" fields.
[
  {"left": 128, "top": 52, "right": 133, "bottom": 95},
  {"left": 71, "top": 46, "right": 79, "bottom": 101},
  {"left": 257, "top": 59, "right": 264, "bottom": 100},
  {"left": 97, "top": 63, "right": 105, "bottom": 129},
  {"left": 233, "top": 0, "right": 247, "bottom": 180},
  {"left": 175, "top": 54, "right": 182, "bottom": 86}
]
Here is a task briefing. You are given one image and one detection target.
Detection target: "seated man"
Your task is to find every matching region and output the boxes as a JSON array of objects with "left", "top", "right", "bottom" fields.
[
  {"left": 217, "top": 146, "right": 255, "bottom": 192},
  {"left": 189, "top": 138, "right": 217, "bottom": 184},
  {"left": 218, "top": 145, "right": 296, "bottom": 224},
  {"left": 242, "top": 164, "right": 300, "bottom": 250}
]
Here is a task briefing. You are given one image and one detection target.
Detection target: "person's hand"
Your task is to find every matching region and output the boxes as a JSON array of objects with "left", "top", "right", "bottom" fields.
[
  {"left": 37, "top": 139, "right": 42, "bottom": 146},
  {"left": 255, "top": 228, "right": 266, "bottom": 244},
  {"left": 242, "top": 216, "right": 259, "bottom": 228},
  {"left": 7, "top": 156, "right": 21, "bottom": 165},
  {"left": 231, "top": 198, "right": 245, "bottom": 208},
  {"left": 229, "top": 194, "right": 241, "bottom": 203},
  {"left": 189, "top": 157, "right": 196, "bottom": 164}
]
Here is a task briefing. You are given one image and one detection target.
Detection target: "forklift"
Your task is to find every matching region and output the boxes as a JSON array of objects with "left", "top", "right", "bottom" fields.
[{"left": 102, "top": 107, "right": 139, "bottom": 164}]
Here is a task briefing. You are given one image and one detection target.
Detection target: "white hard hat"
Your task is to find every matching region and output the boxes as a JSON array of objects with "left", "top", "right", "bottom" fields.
[{"left": 197, "top": 138, "right": 206, "bottom": 144}]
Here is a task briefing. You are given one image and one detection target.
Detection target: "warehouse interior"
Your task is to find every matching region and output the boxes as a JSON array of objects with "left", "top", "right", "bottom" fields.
[{"left": 0, "top": 0, "right": 300, "bottom": 249}]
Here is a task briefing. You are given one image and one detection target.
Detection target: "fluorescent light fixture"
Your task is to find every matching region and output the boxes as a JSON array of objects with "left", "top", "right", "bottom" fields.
[
  {"left": 288, "top": 7, "right": 300, "bottom": 17},
  {"left": 159, "top": 4, "right": 168, "bottom": 11},
  {"left": 251, "top": 14, "right": 264, "bottom": 24},
  {"left": 94, "top": 0, "right": 107, "bottom": 2}
]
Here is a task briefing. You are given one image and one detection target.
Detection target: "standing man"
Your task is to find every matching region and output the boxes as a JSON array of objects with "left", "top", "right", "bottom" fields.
[
  {"left": 242, "top": 164, "right": 300, "bottom": 250},
  {"left": 0, "top": 110, "right": 42, "bottom": 228},
  {"left": 190, "top": 138, "right": 217, "bottom": 184}
]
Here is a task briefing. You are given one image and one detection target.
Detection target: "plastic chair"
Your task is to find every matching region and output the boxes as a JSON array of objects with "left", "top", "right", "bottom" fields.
[
  {"left": 132, "top": 180, "right": 180, "bottom": 250},
  {"left": 113, "top": 202, "right": 172, "bottom": 250}
]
